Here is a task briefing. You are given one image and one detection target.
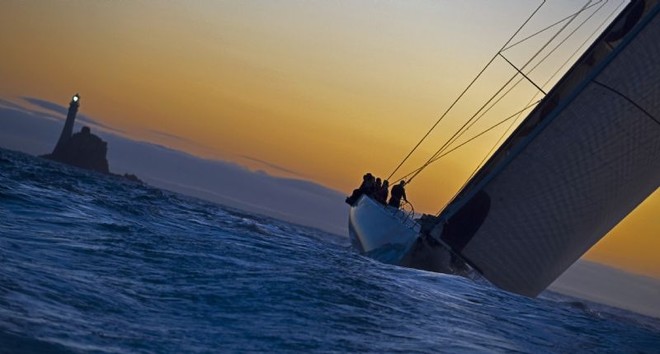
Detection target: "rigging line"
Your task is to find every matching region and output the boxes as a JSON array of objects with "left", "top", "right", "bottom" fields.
[
  {"left": 542, "top": 1, "right": 625, "bottom": 89},
  {"left": 436, "top": 1, "right": 613, "bottom": 215},
  {"left": 498, "top": 53, "right": 548, "bottom": 94},
  {"left": 426, "top": 101, "right": 541, "bottom": 172},
  {"left": 501, "top": 0, "right": 605, "bottom": 52},
  {"left": 499, "top": 0, "right": 606, "bottom": 96},
  {"left": 415, "top": 44, "right": 559, "bottom": 179},
  {"left": 436, "top": 1, "right": 616, "bottom": 216},
  {"left": 592, "top": 80, "right": 660, "bottom": 126},
  {"left": 451, "top": 52, "right": 549, "bottom": 148},
  {"left": 448, "top": 9, "right": 596, "bottom": 158},
  {"left": 411, "top": 0, "right": 580, "bottom": 180},
  {"left": 428, "top": 74, "right": 525, "bottom": 164},
  {"left": 434, "top": 95, "right": 540, "bottom": 216},
  {"left": 451, "top": 1, "right": 592, "bottom": 148},
  {"left": 437, "top": 97, "right": 539, "bottom": 216},
  {"left": 451, "top": 0, "right": 610, "bottom": 150},
  {"left": 405, "top": 1, "right": 592, "bottom": 184},
  {"left": 385, "top": 1, "right": 547, "bottom": 182},
  {"left": 446, "top": 38, "right": 560, "bottom": 154},
  {"left": 463, "top": 0, "right": 612, "bottom": 171},
  {"left": 445, "top": 91, "right": 545, "bottom": 214},
  {"left": 406, "top": 72, "right": 523, "bottom": 183},
  {"left": 393, "top": 101, "right": 542, "bottom": 184},
  {"left": 466, "top": 95, "right": 537, "bottom": 177},
  {"left": 496, "top": 1, "right": 608, "bottom": 100},
  {"left": 435, "top": 1, "right": 615, "bottom": 215},
  {"left": 517, "top": 0, "right": 610, "bottom": 86}
]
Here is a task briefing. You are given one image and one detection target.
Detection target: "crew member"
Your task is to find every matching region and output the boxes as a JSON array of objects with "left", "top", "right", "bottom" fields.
[
  {"left": 388, "top": 181, "right": 408, "bottom": 208},
  {"left": 375, "top": 180, "right": 389, "bottom": 204},
  {"left": 345, "top": 173, "right": 376, "bottom": 206}
]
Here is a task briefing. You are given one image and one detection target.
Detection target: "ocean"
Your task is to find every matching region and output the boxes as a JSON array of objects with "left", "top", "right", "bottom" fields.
[{"left": 0, "top": 147, "right": 659, "bottom": 353}]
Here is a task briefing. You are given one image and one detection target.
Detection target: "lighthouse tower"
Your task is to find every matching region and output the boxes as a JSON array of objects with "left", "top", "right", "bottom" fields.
[
  {"left": 44, "top": 93, "right": 110, "bottom": 174},
  {"left": 51, "top": 93, "right": 80, "bottom": 158}
]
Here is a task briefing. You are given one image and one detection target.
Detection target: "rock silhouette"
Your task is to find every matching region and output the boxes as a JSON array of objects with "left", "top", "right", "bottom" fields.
[{"left": 46, "top": 126, "right": 110, "bottom": 174}]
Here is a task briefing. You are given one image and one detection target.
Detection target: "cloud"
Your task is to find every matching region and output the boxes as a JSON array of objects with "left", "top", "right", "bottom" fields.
[
  {"left": 145, "top": 129, "right": 195, "bottom": 143},
  {"left": 239, "top": 155, "right": 306, "bottom": 178},
  {"left": 0, "top": 98, "right": 26, "bottom": 111},
  {"left": 143, "top": 128, "right": 217, "bottom": 152},
  {"left": 21, "top": 96, "right": 122, "bottom": 133},
  {"left": 21, "top": 97, "right": 69, "bottom": 116}
]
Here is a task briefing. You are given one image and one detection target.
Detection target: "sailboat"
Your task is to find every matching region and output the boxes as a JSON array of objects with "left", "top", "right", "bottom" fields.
[{"left": 348, "top": 0, "right": 660, "bottom": 297}]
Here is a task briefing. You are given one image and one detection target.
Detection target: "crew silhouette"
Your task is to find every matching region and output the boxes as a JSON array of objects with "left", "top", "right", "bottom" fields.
[
  {"left": 346, "top": 173, "right": 406, "bottom": 209},
  {"left": 388, "top": 181, "right": 408, "bottom": 208}
]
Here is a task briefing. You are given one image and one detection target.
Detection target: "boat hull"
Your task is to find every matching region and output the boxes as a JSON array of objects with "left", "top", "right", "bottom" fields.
[
  {"left": 348, "top": 196, "right": 476, "bottom": 277},
  {"left": 348, "top": 196, "right": 419, "bottom": 265}
]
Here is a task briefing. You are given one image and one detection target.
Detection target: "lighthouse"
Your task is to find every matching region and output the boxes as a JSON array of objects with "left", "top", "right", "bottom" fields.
[
  {"left": 51, "top": 93, "right": 80, "bottom": 158},
  {"left": 44, "top": 93, "right": 110, "bottom": 174}
]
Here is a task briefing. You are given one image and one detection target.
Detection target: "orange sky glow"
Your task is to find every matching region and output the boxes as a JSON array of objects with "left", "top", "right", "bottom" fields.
[{"left": 1, "top": 1, "right": 657, "bottom": 277}]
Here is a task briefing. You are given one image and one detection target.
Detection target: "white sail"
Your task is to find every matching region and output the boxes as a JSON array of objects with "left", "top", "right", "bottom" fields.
[{"left": 434, "top": 0, "right": 660, "bottom": 297}]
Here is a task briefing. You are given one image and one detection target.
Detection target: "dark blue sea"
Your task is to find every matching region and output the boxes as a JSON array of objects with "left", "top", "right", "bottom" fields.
[{"left": 1, "top": 148, "right": 659, "bottom": 353}]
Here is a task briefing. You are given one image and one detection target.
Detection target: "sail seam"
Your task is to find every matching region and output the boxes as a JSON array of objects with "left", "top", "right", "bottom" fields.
[{"left": 592, "top": 80, "right": 660, "bottom": 126}]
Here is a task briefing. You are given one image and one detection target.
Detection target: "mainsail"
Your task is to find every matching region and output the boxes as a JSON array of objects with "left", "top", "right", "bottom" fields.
[{"left": 433, "top": 0, "right": 660, "bottom": 297}]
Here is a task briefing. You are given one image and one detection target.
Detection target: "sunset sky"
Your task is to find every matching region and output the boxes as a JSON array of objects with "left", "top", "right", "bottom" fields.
[{"left": 1, "top": 1, "right": 657, "bottom": 277}]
